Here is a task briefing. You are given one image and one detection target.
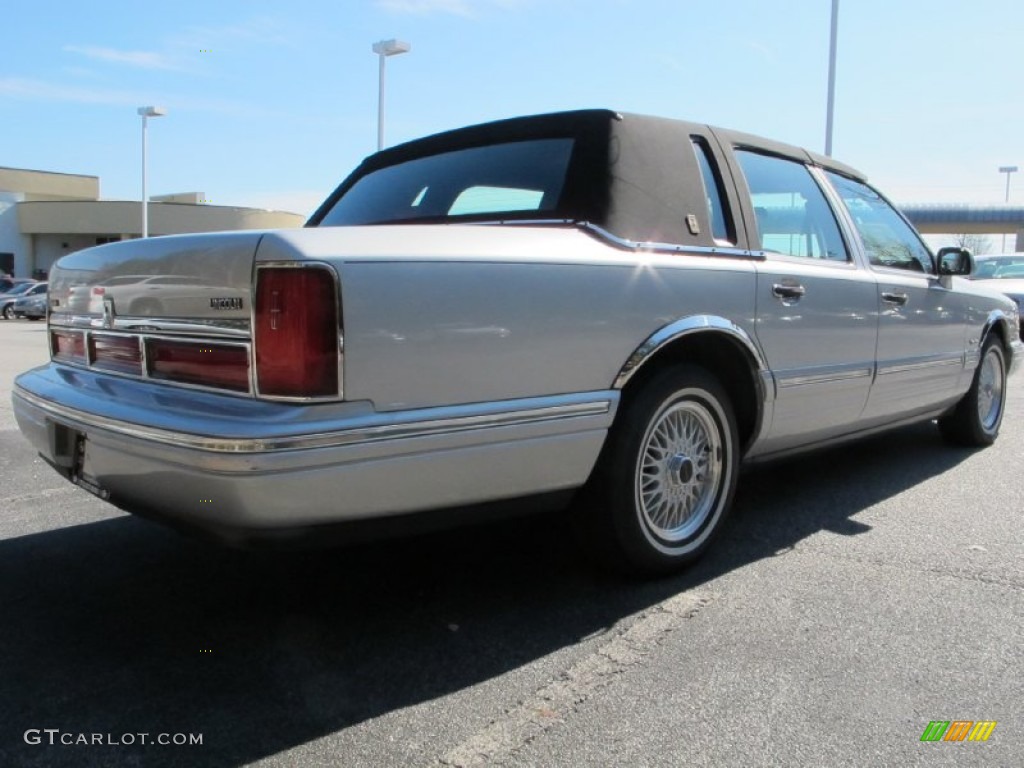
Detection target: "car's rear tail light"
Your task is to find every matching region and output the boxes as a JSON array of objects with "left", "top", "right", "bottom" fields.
[
  {"left": 51, "top": 330, "right": 86, "bottom": 364},
  {"left": 147, "top": 339, "right": 250, "bottom": 392},
  {"left": 89, "top": 333, "right": 142, "bottom": 375},
  {"left": 254, "top": 265, "right": 340, "bottom": 398}
]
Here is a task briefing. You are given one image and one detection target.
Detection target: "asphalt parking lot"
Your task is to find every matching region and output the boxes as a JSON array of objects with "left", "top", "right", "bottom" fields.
[{"left": 0, "top": 319, "right": 1020, "bottom": 767}]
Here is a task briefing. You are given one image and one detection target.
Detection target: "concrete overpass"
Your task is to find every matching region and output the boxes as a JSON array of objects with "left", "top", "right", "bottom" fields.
[{"left": 900, "top": 203, "right": 1024, "bottom": 250}]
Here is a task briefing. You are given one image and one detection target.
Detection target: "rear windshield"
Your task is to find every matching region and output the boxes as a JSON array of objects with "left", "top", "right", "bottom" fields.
[{"left": 317, "top": 138, "right": 574, "bottom": 226}]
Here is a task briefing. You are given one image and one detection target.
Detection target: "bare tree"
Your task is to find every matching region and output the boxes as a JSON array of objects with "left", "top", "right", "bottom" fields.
[{"left": 953, "top": 233, "right": 994, "bottom": 255}]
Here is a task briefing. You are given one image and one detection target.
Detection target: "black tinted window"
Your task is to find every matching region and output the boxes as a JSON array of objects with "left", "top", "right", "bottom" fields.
[{"left": 319, "top": 139, "right": 574, "bottom": 226}]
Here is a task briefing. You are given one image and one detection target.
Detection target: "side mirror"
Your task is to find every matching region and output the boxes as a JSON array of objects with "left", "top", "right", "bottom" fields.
[{"left": 936, "top": 246, "right": 973, "bottom": 277}]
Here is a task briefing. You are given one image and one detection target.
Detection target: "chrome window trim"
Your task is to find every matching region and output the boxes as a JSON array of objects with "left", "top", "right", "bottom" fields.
[
  {"left": 15, "top": 386, "right": 611, "bottom": 455},
  {"left": 809, "top": 165, "right": 866, "bottom": 270},
  {"left": 251, "top": 260, "right": 345, "bottom": 403},
  {"left": 578, "top": 222, "right": 766, "bottom": 261}
]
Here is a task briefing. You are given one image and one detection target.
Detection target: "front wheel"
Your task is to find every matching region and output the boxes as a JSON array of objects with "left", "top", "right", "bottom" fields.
[
  {"left": 938, "top": 335, "right": 1007, "bottom": 446},
  {"left": 576, "top": 365, "right": 740, "bottom": 576}
]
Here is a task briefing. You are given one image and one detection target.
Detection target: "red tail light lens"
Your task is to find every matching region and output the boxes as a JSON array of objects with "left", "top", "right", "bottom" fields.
[
  {"left": 148, "top": 340, "right": 250, "bottom": 392},
  {"left": 89, "top": 333, "right": 142, "bottom": 375},
  {"left": 254, "top": 266, "right": 339, "bottom": 398},
  {"left": 51, "top": 330, "right": 86, "bottom": 363}
]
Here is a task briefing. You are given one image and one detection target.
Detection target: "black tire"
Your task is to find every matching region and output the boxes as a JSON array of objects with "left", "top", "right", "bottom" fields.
[
  {"left": 938, "top": 335, "right": 1007, "bottom": 447},
  {"left": 576, "top": 364, "right": 740, "bottom": 576},
  {"left": 1, "top": 304, "right": 13, "bottom": 320}
]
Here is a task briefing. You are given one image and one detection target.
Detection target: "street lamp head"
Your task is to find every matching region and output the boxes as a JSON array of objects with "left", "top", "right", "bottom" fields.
[
  {"left": 137, "top": 106, "right": 168, "bottom": 118},
  {"left": 372, "top": 39, "right": 411, "bottom": 56},
  {"left": 998, "top": 165, "right": 1018, "bottom": 174}
]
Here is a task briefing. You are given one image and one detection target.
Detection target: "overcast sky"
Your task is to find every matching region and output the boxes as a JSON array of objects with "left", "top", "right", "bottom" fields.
[{"left": 2, "top": 0, "right": 1022, "bottom": 218}]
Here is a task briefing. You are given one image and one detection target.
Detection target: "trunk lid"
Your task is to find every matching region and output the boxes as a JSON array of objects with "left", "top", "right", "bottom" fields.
[{"left": 48, "top": 231, "right": 261, "bottom": 334}]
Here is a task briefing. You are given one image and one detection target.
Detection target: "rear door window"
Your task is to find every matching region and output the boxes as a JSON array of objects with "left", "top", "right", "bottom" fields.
[{"left": 735, "top": 150, "right": 849, "bottom": 262}]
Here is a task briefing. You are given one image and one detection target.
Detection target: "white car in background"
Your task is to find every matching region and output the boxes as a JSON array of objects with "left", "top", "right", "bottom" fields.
[
  {"left": 970, "top": 254, "right": 1024, "bottom": 337},
  {"left": 86, "top": 274, "right": 248, "bottom": 319}
]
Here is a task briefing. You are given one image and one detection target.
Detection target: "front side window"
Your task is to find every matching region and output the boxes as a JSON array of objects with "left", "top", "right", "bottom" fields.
[
  {"left": 319, "top": 138, "right": 574, "bottom": 226},
  {"left": 826, "top": 172, "right": 934, "bottom": 274},
  {"left": 736, "top": 150, "right": 849, "bottom": 261}
]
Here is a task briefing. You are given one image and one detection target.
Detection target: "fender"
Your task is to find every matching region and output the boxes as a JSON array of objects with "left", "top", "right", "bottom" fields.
[
  {"left": 972, "top": 308, "right": 1023, "bottom": 375},
  {"left": 613, "top": 314, "right": 774, "bottom": 450}
]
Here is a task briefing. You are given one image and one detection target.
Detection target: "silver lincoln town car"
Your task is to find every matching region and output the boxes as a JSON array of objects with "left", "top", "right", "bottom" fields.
[{"left": 13, "top": 110, "right": 1023, "bottom": 575}]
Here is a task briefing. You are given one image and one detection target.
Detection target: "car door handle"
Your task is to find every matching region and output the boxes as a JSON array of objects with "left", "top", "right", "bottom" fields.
[
  {"left": 772, "top": 283, "right": 806, "bottom": 300},
  {"left": 881, "top": 291, "right": 908, "bottom": 306}
]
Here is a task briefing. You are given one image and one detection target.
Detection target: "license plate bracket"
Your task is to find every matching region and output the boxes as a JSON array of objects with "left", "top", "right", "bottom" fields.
[{"left": 48, "top": 421, "right": 110, "bottom": 500}]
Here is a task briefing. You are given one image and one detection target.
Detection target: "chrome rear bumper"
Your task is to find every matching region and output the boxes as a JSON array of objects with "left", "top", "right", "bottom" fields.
[{"left": 14, "top": 364, "right": 615, "bottom": 538}]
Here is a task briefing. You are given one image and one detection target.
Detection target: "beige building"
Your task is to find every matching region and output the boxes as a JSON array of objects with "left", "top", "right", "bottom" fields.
[{"left": 0, "top": 167, "right": 304, "bottom": 279}]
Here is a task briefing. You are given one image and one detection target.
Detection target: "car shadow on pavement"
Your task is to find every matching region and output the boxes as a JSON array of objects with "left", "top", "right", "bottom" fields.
[{"left": 0, "top": 422, "right": 974, "bottom": 767}]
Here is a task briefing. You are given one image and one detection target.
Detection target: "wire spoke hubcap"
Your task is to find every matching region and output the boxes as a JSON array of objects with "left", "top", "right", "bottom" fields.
[
  {"left": 637, "top": 399, "right": 723, "bottom": 542},
  {"left": 977, "top": 347, "right": 1004, "bottom": 431}
]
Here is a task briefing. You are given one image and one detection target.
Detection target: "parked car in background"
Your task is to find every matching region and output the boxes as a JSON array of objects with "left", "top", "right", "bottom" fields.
[
  {"left": 85, "top": 274, "right": 248, "bottom": 319},
  {"left": 970, "top": 253, "right": 1024, "bottom": 279},
  {"left": 1, "top": 281, "right": 43, "bottom": 319},
  {"left": 970, "top": 254, "right": 1024, "bottom": 337},
  {"left": 13, "top": 286, "right": 48, "bottom": 320},
  {"left": 0, "top": 276, "right": 33, "bottom": 294},
  {"left": 12, "top": 109, "right": 1024, "bottom": 575}
]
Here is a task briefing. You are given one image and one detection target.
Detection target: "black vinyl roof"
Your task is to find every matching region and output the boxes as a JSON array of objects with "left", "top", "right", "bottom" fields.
[{"left": 309, "top": 109, "right": 868, "bottom": 247}]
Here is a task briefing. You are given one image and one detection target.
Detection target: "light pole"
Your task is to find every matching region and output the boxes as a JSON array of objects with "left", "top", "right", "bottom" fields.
[
  {"left": 824, "top": 0, "right": 839, "bottom": 156},
  {"left": 137, "top": 106, "right": 167, "bottom": 238},
  {"left": 372, "top": 39, "right": 410, "bottom": 151},
  {"left": 999, "top": 165, "right": 1018, "bottom": 251}
]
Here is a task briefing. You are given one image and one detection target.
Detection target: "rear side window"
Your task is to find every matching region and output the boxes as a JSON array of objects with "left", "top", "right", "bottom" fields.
[
  {"left": 736, "top": 150, "right": 849, "bottom": 262},
  {"left": 691, "top": 138, "right": 734, "bottom": 244},
  {"left": 319, "top": 139, "right": 574, "bottom": 226}
]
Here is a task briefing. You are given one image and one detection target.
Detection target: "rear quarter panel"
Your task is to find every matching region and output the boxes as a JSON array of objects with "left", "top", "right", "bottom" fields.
[{"left": 260, "top": 227, "right": 760, "bottom": 411}]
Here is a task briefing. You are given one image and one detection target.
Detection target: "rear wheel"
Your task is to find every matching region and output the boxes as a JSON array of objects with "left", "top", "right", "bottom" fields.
[
  {"left": 2, "top": 304, "right": 13, "bottom": 319},
  {"left": 938, "top": 335, "right": 1006, "bottom": 446},
  {"left": 576, "top": 365, "right": 739, "bottom": 576}
]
